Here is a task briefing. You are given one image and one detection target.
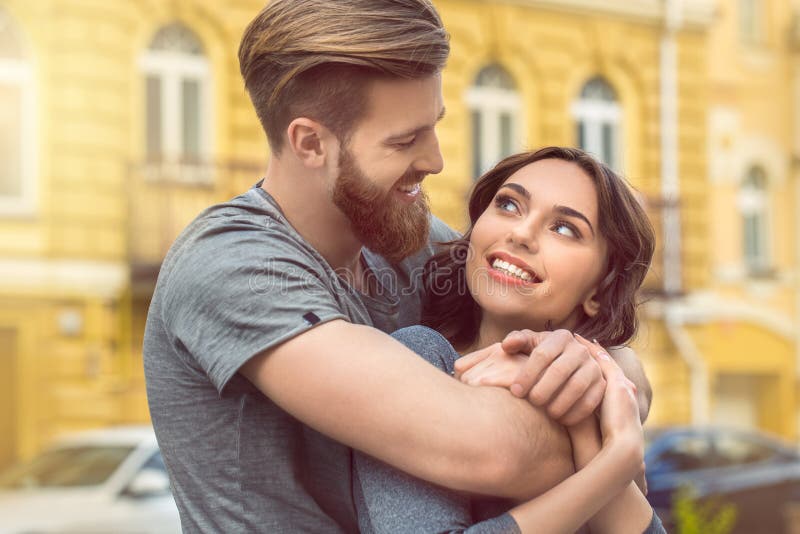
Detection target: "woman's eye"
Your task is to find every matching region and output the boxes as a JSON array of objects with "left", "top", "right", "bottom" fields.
[
  {"left": 494, "top": 195, "right": 519, "bottom": 214},
  {"left": 554, "top": 222, "right": 578, "bottom": 238}
]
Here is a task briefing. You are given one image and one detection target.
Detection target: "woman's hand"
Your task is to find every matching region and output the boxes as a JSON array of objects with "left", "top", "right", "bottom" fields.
[{"left": 575, "top": 336, "right": 645, "bottom": 482}]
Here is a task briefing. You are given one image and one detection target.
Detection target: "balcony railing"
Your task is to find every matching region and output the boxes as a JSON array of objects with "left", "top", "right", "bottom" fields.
[{"left": 126, "top": 158, "right": 265, "bottom": 278}]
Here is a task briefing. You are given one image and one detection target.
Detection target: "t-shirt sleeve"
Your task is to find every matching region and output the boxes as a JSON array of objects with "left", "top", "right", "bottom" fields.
[{"left": 160, "top": 218, "right": 348, "bottom": 393}]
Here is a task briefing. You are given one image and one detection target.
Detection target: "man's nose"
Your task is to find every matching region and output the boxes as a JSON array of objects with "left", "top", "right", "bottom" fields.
[{"left": 415, "top": 133, "right": 444, "bottom": 175}]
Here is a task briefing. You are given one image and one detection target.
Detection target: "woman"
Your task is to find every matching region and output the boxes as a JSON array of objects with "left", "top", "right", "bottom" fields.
[{"left": 354, "top": 147, "right": 664, "bottom": 533}]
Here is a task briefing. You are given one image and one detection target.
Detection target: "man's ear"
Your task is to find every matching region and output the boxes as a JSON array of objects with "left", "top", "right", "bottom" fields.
[
  {"left": 286, "top": 118, "right": 335, "bottom": 168},
  {"left": 582, "top": 289, "right": 601, "bottom": 318}
]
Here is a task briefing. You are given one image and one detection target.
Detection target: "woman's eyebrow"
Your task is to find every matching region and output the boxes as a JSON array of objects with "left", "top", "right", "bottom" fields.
[
  {"left": 498, "top": 183, "right": 530, "bottom": 199},
  {"left": 554, "top": 205, "right": 595, "bottom": 237}
]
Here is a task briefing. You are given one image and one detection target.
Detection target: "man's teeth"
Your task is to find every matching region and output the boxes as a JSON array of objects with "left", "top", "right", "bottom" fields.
[
  {"left": 491, "top": 258, "right": 533, "bottom": 281},
  {"left": 397, "top": 183, "right": 421, "bottom": 194}
]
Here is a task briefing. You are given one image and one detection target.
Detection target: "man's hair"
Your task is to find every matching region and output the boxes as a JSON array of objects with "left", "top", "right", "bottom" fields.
[
  {"left": 423, "top": 146, "right": 656, "bottom": 349},
  {"left": 238, "top": 0, "right": 450, "bottom": 155}
]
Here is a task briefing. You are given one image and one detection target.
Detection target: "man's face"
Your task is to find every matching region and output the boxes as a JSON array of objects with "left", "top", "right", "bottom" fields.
[{"left": 331, "top": 75, "right": 445, "bottom": 263}]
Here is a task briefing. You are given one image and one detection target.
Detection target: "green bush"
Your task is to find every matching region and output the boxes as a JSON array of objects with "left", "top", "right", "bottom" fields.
[{"left": 672, "top": 485, "right": 738, "bottom": 534}]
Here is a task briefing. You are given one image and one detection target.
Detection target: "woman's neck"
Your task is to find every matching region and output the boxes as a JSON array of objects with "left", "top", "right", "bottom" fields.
[
  {"left": 461, "top": 315, "right": 525, "bottom": 354},
  {"left": 464, "top": 313, "right": 570, "bottom": 354}
]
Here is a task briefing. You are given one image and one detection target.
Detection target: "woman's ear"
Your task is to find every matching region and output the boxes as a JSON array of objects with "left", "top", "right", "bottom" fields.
[
  {"left": 286, "top": 118, "right": 335, "bottom": 168},
  {"left": 581, "top": 289, "right": 601, "bottom": 317}
]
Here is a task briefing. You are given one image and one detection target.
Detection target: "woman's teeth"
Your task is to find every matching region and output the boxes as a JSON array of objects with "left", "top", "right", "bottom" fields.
[{"left": 491, "top": 258, "right": 533, "bottom": 281}]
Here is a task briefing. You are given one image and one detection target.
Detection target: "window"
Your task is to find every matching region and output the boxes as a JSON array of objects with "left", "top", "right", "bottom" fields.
[
  {"left": 738, "top": 166, "right": 770, "bottom": 275},
  {"left": 0, "top": 8, "right": 35, "bottom": 214},
  {"left": 652, "top": 435, "right": 715, "bottom": 473},
  {"left": 465, "top": 64, "right": 523, "bottom": 179},
  {"left": 140, "top": 23, "right": 212, "bottom": 182},
  {"left": 714, "top": 433, "right": 777, "bottom": 468},
  {"left": 739, "top": 0, "right": 765, "bottom": 44},
  {"left": 0, "top": 445, "right": 134, "bottom": 488},
  {"left": 571, "top": 77, "right": 621, "bottom": 170}
]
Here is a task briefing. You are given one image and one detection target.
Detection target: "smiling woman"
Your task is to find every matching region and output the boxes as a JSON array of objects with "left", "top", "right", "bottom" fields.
[
  {"left": 424, "top": 146, "right": 655, "bottom": 352},
  {"left": 353, "top": 146, "right": 661, "bottom": 533}
]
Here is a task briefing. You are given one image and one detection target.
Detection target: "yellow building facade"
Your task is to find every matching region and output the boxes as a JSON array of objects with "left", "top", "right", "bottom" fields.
[
  {"left": 0, "top": 0, "right": 795, "bottom": 466},
  {"left": 690, "top": 0, "right": 798, "bottom": 438}
]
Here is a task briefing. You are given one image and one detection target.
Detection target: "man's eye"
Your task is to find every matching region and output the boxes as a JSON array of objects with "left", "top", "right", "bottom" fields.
[{"left": 395, "top": 138, "right": 416, "bottom": 149}]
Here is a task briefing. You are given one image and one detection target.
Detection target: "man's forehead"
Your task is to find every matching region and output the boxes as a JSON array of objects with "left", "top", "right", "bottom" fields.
[{"left": 359, "top": 74, "right": 444, "bottom": 131}]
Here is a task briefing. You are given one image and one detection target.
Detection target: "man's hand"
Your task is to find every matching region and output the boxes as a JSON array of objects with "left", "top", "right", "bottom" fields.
[
  {"left": 504, "top": 329, "right": 606, "bottom": 426},
  {"left": 456, "top": 329, "right": 606, "bottom": 426},
  {"left": 454, "top": 343, "right": 527, "bottom": 386}
]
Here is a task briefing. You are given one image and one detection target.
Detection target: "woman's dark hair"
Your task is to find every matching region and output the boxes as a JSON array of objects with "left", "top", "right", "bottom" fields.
[{"left": 422, "top": 146, "right": 656, "bottom": 349}]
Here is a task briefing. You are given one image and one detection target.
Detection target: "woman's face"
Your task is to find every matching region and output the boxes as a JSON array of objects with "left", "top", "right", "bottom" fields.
[{"left": 465, "top": 158, "right": 608, "bottom": 332}]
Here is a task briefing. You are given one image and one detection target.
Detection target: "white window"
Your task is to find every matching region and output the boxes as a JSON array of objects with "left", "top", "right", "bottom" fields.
[
  {"left": 0, "top": 9, "right": 36, "bottom": 215},
  {"left": 139, "top": 23, "right": 212, "bottom": 183},
  {"left": 739, "top": 0, "right": 764, "bottom": 44},
  {"left": 571, "top": 77, "right": 621, "bottom": 171},
  {"left": 465, "top": 64, "right": 523, "bottom": 179},
  {"left": 738, "top": 166, "right": 771, "bottom": 275}
]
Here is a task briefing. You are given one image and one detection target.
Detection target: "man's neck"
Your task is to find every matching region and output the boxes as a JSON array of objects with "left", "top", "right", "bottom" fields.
[{"left": 261, "top": 157, "right": 363, "bottom": 276}]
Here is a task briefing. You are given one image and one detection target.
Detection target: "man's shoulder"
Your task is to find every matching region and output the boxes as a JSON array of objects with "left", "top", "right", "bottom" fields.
[
  {"left": 164, "top": 188, "right": 319, "bottom": 271},
  {"left": 150, "top": 187, "right": 332, "bottom": 322},
  {"left": 429, "top": 214, "right": 461, "bottom": 243}
]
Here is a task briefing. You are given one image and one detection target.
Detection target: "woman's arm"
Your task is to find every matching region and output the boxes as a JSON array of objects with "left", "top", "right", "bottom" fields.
[
  {"left": 568, "top": 418, "right": 659, "bottom": 534},
  {"left": 506, "top": 349, "right": 655, "bottom": 533}
]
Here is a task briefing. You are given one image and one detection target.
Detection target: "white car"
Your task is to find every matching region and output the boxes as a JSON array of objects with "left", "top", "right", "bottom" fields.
[{"left": 0, "top": 425, "right": 181, "bottom": 534}]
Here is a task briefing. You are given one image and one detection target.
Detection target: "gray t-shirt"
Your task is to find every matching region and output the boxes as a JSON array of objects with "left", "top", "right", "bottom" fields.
[{"left": 143, "top": 184, "right": 457, "bottom": 533}]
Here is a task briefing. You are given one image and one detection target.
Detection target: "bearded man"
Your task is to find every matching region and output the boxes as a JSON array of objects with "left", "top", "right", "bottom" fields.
[{"left": 143, "top": 1, "right": 650, "bottom": 532}]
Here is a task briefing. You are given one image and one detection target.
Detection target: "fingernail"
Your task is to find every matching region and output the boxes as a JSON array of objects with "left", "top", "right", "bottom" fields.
[
  {"left": 597, "top": 351, "right": 611, "bottom": 361},
  {"left": 510, "top": 384, "right": 524, "bottom": 397},
  {"left": 593, "top": 338, "right": 599, "bottom": 345}
]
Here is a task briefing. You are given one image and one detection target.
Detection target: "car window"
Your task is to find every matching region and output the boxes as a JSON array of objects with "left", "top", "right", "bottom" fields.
[
  {"left": 0, "top": 445, "right": 134, "bottom": 489},
  {"left": 714, "top": 433, "right": 778, "bottom": 467},
  {"left": 140, "top": 450, "right": 167, "bottom": 473},
  {"left": 652, "top": 435, "right": 715, "bottom": 472}
]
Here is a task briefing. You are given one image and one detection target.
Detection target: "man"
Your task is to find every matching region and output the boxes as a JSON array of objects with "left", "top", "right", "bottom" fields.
[{"left": 144, "top": 1, "right": 651, "bottom": 532}]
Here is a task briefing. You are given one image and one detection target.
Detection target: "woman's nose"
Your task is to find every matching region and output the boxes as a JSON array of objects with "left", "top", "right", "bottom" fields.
[{"left": 507, "top": 221, "right": 538, "bottom": 252}]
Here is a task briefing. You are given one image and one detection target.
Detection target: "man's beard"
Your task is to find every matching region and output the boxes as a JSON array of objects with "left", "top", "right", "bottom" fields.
[{"left": 332, "top": 148, "right": 431, "bottom": 264}]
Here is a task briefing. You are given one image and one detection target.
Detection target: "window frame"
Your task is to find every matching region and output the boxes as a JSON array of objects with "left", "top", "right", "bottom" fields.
[
  {"left": 138, "top": 25, "right": 213, "bottom": 184},
  {"left": 739, "top": 0, "right": 766, "bottom": 45},
  {"left": 738, "top": 165, "right": 772, "bottom": 276},
  {"left": 0, "top": 17, "right": 37, "bottom": 216},
  {"left": 465, "top": 65, "right": 523, "bottom": 179},
  {"left": 571, "top": 77, "right": 622, "bottom": 171}
]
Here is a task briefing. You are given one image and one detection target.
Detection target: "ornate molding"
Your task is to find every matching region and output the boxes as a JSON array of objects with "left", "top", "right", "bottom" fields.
[{"left": 487, "top": 0, "right": 715, "bottom": 29}]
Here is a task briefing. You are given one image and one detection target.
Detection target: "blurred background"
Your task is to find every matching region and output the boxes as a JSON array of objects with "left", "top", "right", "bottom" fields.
[{"left": 1, "top": 0, "right": 799, "bottom": 532}]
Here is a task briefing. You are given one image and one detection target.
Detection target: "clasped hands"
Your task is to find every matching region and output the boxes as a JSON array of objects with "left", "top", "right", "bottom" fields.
[
  {"left": 454, "top": 329, "right": 637, "bottom": 427},
  {"left": 456, "top": 329, "right": 648, "bottom": 496}
]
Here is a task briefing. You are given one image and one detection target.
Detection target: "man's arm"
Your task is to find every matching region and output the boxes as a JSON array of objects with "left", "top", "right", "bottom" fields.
[
  {"left": 494, "top": 330, "right": 652, "bottom": 424},
  {"left": 240, "top": 319, "right": 573, "bottom": 499},
  {"left": 605, "top": 346, "right": 652, "bottom": 422}
]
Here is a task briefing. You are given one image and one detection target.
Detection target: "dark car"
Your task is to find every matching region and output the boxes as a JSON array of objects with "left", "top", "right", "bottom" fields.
[{"left": 645, "top": 426, "right": 800, "bottom": 534}]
